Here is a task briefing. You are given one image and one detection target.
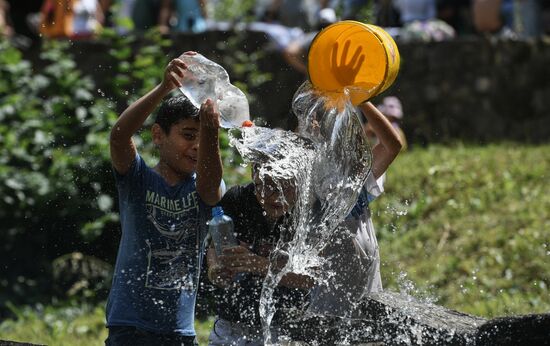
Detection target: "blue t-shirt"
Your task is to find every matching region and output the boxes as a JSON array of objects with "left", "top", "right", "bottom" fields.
[{"left": 106, "top": 154, "right": 210, "bottom": 335}]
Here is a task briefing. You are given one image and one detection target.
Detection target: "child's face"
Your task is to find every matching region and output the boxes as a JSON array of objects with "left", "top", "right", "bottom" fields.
[
  {"left": 253, "top": 173, "right": 296, "bottom": 221},
  {"left": 155, "top": 118, "right": 200, "bottom": 176}
]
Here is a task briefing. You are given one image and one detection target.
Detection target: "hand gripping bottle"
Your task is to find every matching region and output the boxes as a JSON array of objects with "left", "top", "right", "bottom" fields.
[
  {"left": 208, "top": 206, "right": 238, "bottom": 256},
  {"left": 177, "top": 52, "right": 252, "bottom": 128}
]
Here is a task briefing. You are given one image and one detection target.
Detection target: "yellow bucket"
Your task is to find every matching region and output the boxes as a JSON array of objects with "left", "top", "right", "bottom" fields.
[{"left": 307, "top": 21, "right": 400, "bottom": 106}]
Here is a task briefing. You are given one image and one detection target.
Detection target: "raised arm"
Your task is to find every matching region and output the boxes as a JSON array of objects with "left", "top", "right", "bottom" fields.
[
  {"left": 195, "top": 99, "right": 222, "bottom": 206},
  {"left": 358, "top": 101, "right": 403, "bottom": 179},
  {"left": 283, "top": 40, "right": 308, "bottom": 75},
  {"left": 110, "top": 58, "right": 187, "bottom": 175}
]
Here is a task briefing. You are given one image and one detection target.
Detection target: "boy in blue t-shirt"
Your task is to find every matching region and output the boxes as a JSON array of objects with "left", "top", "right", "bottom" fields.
[{"left": 105, "top": 51, "right": 223, "bottom": 346}]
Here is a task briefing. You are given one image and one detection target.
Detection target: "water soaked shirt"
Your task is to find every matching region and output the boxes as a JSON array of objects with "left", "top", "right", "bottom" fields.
[
  {"left": 214, "top": 183, "right": 309, "bottom": 328},
  {"left": 308, "top": 171, "right": 384, "bottom": 317},
  {"left": 106, "top": 154, "right": 210, "bottom": 335}
]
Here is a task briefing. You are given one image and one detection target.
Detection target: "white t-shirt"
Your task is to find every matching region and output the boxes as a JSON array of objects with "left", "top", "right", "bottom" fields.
[{"left": 308, "top": 171, "right": 385, "bottom": 317}]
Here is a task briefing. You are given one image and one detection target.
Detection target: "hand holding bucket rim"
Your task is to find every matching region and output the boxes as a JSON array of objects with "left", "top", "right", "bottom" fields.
[
  {"left": 331, "top": 40, "right": 366, "bottom": 89},
  {"left": 307, "top": 21, "right": 400, "bottom": 105}
]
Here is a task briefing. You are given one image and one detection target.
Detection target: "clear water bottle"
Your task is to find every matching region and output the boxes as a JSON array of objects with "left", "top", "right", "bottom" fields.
[
  {"left": 177, "top": 52, "right": 251, "bottom": 128},
  {"left": 208, "top": 206, "right": 238, "bottom": 256}
]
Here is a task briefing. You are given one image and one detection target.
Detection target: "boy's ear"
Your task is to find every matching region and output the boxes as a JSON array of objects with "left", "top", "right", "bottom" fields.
[{"left": 151, "top": 123, "right": 164, "bottom": 145}]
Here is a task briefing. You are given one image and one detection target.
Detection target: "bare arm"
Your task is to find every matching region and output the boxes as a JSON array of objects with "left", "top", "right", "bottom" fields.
[
  {"left": 196, "top": 100, "right": 222, "bottom": 206},
  {"left": 358, "top": 102, "right": 403, "bottom": 179},
  {"left": 110, "top": 58, "right": 187, "bottom": 175},
  {"left": 283, "top": 41, "right": 308, "bottom": 75},
  {"left": 269, "top": 0, "right": 282, "bottom": 12},
  {"left": 278, "top": 268, "right": 315, "bottom": 289}
]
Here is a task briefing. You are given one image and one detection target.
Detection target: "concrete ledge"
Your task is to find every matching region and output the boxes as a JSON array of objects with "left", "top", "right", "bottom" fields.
[
  {"left": 476, "top": 312, "right": 550, "bottom": 346},
  {"left": 282, "top": 290, "right": 550, "bottom": 345}
]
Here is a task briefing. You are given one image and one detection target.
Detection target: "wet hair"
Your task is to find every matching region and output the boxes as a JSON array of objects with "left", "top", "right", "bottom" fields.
[
  {"left": 155, "top": 95, "right": 199, "bottom": 134},
  {"left": 251, "top": 163, "right": 296, "bottom": 192}
]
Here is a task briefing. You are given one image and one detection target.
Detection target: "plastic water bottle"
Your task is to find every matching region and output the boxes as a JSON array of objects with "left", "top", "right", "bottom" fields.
[
  {"left": 177, "top": 53, "right": 251, "bottom": 128},
  {"left": 208, "top": 206, "right": 238, "bottom": 256}
]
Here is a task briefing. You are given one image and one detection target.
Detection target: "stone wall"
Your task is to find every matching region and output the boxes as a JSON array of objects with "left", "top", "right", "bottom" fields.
[
  {"left": 392, "top": 37, "right": 550, "bottom": 145},
  {"left": 26, "top": 32, "right": 550, "bottom": 145}
]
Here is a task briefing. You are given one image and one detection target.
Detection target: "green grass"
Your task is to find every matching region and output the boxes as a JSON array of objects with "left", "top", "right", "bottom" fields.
[
  {"left": 0, "top": 303, "right": 107, "bottom": 345},
  {"left": 1, "top": 144, "right": 548, "bottom": 344},
  {"left": 377, "top": 143, "right": 550, "bottom": 317},
  {"left": 0, "top": 302, "right": 214, "bottom": 345}
]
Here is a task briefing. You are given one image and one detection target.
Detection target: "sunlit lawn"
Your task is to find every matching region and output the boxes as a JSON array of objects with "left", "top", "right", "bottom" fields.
[
  {"left": 0, "top": 303, "right": 214, "bottom": 346},
  {"left": 378, "top": 143, "right": 550, "bottom": 317}
]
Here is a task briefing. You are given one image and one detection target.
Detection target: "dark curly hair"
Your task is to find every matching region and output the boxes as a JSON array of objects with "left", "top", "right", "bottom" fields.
[{"left": 155, "top": 95, "right": 199, "bottom": 134}]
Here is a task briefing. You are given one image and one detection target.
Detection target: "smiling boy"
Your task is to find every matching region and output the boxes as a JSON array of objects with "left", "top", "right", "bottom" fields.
[{"left": 106, "top": 51, "right": 223, "bottom": 346}]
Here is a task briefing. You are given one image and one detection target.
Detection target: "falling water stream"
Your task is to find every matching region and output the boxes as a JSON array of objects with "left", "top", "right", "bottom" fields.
[
  {"left": 230, "top": 82, "right": 374, "bottom": 344},
  {"left": 169, "top": 52, "right": 550, "bottom": 345}
]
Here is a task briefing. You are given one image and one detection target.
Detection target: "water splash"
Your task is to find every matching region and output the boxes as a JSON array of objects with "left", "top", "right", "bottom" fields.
[{"left": 230, "top": 81, "right": 373, "bottom": 344}]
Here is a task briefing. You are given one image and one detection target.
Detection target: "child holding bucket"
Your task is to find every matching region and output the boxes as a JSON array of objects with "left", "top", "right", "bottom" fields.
[
  {"left": 304, "top": 28, "right": 404, "bottom": 312},
  {"left": 306, "top": 99, "right": 404, "bottom": 316},
  {"left": 287, "top": 39, "right": 405, "bottom": 317}
]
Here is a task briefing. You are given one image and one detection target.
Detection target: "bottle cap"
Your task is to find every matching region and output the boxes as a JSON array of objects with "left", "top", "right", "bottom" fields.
[{"left": 212, "top": 206, "right": 224, "bottom": 217}]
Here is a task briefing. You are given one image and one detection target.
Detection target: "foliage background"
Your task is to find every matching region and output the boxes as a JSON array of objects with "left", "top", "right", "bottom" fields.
[{"left": 0, "top": 31, "right": 249, "bottom": 310}]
